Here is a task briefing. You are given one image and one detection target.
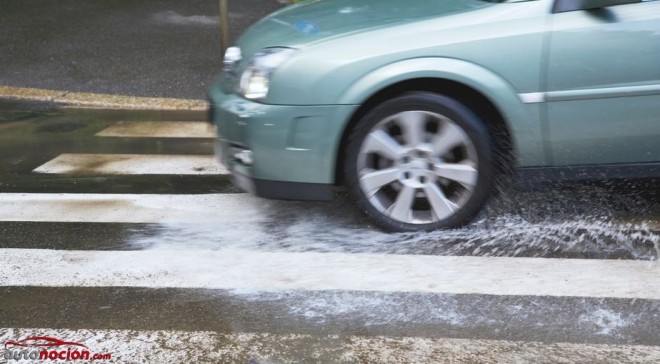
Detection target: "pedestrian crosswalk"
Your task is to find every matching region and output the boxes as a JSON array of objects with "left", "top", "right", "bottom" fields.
[{"left": 1, "top": 117, "right": 659, "bottom": 362}]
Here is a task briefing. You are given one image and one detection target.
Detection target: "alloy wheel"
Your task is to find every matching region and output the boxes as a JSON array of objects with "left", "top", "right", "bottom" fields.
[{"left": 356, "top": 110, "right": 479, "bottom": 225}]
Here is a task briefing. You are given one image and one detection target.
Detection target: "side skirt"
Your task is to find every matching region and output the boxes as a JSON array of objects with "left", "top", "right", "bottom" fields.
[{"left": 515, "top": 162, "right": 660, "bottom": 187}]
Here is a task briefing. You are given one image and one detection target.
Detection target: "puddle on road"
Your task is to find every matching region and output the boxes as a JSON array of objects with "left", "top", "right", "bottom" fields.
[{"left": 131, "top": 182, "right": 659, "bottom": 260}]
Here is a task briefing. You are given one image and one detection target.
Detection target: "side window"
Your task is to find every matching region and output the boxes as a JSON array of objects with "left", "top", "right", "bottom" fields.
[{"left": 553, "top": 0, "right": 644, "bottom": 13}]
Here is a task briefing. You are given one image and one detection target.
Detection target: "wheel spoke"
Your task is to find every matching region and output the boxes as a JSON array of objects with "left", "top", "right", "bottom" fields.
[
  {"left": 431, "top": 122, "right": 466, "bottom": 157},
  {"left": 362, "top": 130, "right": 405, "bottom": 160},
  {"left": 359, "top": 168, "right": 400, "bottom": 197},
  {"left": 433, "top": 163, "right": 478, "bottom": 187},
  {"left": 398, "top": 111, "right": 427, "bottom": 147},
  {"left": 386, "top": 185, "right": 416, "bottom": 222},
  {"left": 423, "top": 183, "right": 457, "bottom": 220}
]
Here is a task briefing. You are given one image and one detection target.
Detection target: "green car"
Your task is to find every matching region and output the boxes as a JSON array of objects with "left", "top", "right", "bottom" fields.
[{"left": 209, "top": 0, "right": 660, "bottom": 231}]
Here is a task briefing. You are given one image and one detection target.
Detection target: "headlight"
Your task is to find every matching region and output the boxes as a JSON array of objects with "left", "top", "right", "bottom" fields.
[{"left": 238, "top": 47, "right": 296, "bottom": 100}]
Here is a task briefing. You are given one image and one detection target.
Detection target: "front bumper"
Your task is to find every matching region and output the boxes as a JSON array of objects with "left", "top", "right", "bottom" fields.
[{"left": 208, "top": 80, "right": 357, "bottom": 201}]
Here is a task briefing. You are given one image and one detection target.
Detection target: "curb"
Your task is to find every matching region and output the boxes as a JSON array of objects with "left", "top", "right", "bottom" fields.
[{"left": 0, "top": 86, "right": 208, "bottom": 111}]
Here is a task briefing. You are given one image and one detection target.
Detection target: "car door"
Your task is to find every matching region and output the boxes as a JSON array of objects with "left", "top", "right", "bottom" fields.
[{"left": 545, "top": 0, "right": 660, "bottom": 166}]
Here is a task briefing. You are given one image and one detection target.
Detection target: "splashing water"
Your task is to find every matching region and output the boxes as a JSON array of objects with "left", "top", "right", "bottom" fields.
[{"left": 130, "top": 182, "right": 658, "bottom": 260}]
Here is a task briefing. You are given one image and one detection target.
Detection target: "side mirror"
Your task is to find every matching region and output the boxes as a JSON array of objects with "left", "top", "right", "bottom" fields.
[{"left": 553, "top": 0, "right": 641, "bottom": 13}]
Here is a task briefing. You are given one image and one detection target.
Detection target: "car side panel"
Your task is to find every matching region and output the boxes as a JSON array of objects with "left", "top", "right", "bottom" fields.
[{"left": 546, "top": 1, "right": 660, "bottom": 165}]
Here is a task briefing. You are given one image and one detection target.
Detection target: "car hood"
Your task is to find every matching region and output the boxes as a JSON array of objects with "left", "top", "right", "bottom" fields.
[{"left": 237, "top": 0, "right": 493, "bottom": 55}]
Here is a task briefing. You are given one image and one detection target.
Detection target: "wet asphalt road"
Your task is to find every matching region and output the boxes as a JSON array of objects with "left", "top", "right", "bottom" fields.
[
  {"left": 0, "top": 102, "right": 659, "bottom": 362},
  {"left": 0, "top": 0, "right": 285, "bottom": 100}
]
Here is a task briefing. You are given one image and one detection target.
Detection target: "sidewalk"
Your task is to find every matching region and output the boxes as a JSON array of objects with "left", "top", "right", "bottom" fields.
[{"left": 0, "top": 0, "right": 285, "bottom": 108}]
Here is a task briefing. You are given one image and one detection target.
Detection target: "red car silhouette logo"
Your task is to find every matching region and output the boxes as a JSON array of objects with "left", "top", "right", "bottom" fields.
[{"left": 4, "top": 336, "right": 88, "bottom": 349}]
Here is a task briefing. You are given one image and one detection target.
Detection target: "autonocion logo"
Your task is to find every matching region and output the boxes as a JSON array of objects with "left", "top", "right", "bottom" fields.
[{"left": 3, "top": 336, "right": 112, "bottom": 361}]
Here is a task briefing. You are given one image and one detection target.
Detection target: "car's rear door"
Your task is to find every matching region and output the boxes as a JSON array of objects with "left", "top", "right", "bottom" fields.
[{"left": 545, "top": 0, "right": 660, "bottom": 166}]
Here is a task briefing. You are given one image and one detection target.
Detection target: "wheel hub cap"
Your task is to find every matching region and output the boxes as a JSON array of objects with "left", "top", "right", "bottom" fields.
[{"left": 357, "top": 110, "right": 478, "bottom": 225}]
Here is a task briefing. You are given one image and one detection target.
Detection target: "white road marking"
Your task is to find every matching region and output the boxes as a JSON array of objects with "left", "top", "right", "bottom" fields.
[
  {"left": 1, "top": 329, "right": 658, "bottom": 363},
  {"left": 0, "top": 249, "right": 657, "bottom": 299},
  {"left": 33, "top": 153, "right": 227, "bottom": 175},
  {"left": 96, "top": 121, "right": 216, "bottom": 138},
  {"left": 0, "top": 193, "right": 262, "bottom": 223},
  {"left": 0, "top": 85, "right": 207, "bottom": 110}
]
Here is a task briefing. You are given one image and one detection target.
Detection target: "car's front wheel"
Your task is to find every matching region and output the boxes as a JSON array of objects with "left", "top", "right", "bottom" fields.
[{"left": 344, "top": 92, "right": 495, "bottom": 232}]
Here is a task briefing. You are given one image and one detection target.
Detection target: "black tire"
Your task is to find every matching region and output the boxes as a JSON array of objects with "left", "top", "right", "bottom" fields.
[{"left": 344, "top": 92, "right": 495, "bottom": 232}]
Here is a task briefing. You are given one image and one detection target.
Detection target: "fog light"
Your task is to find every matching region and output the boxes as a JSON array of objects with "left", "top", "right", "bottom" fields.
[{"left": 234, "top": 149, "right": 254, "bottom": 166}]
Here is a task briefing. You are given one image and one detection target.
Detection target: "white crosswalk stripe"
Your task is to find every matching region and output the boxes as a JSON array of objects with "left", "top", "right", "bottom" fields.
[
  {"left": 0, "top": 193, "right": 260, "bottom": 223},
  {"left": 1, "top": 248, "right": 658, "bottom": 299},
  {"left": 96, "top": 121, "right": 216, "bottom": 138},
  {"left": 33, "top": 153, "right": 228, "bottom": 175}
]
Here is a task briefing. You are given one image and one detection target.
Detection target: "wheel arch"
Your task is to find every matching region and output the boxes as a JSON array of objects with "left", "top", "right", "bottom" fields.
[{"left": 333, "top": 59, "right": 529, "bottom": 185}]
